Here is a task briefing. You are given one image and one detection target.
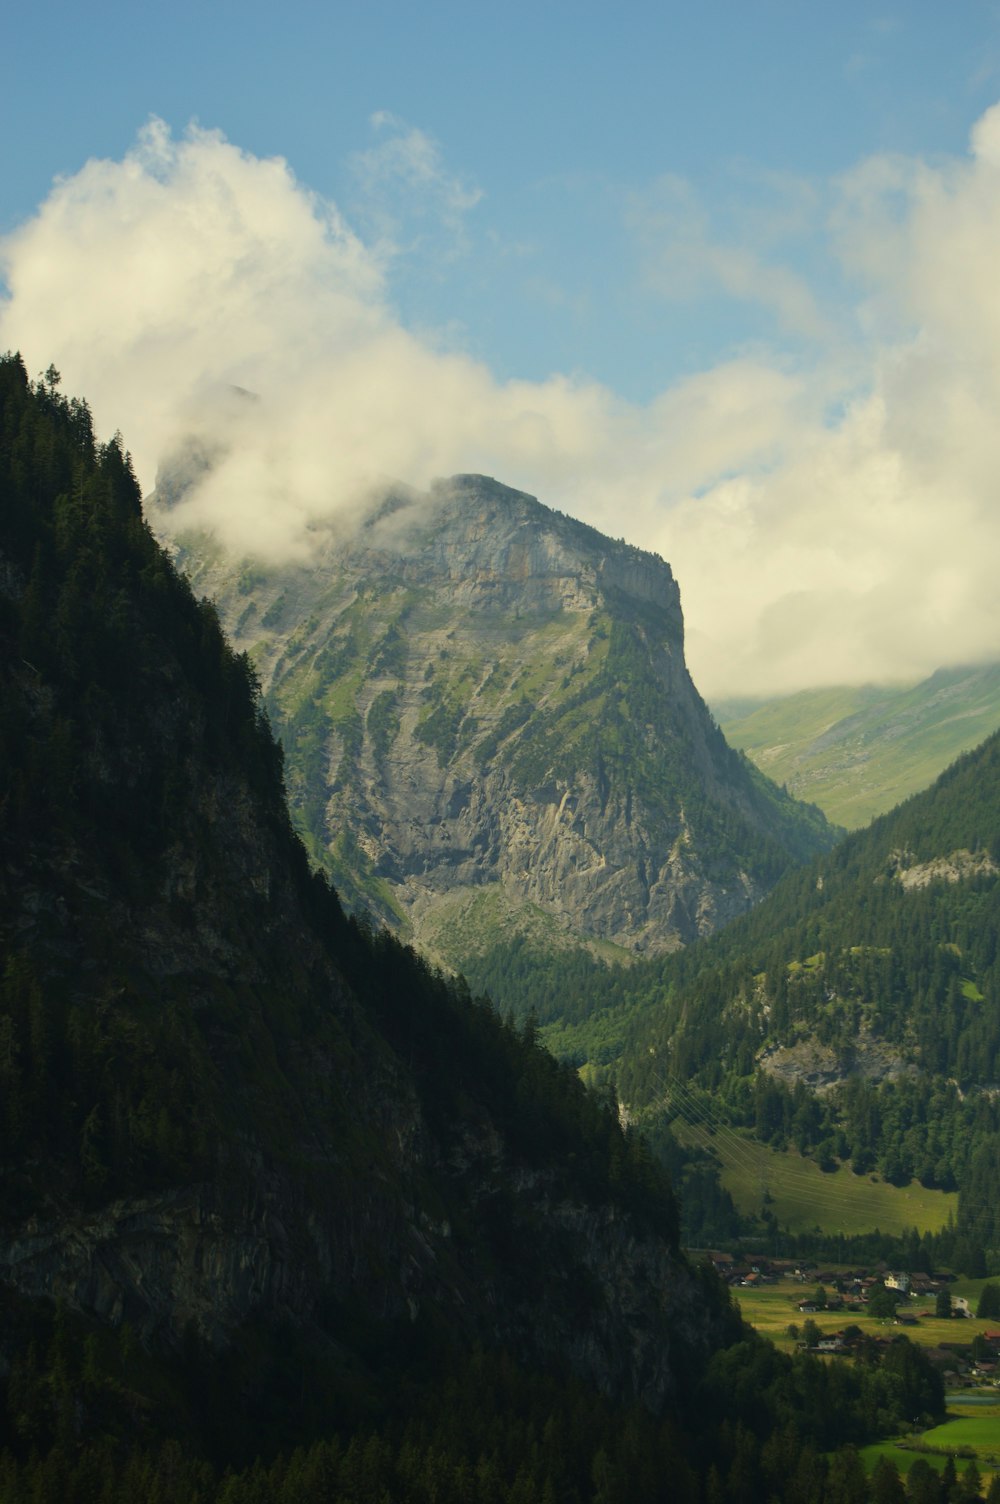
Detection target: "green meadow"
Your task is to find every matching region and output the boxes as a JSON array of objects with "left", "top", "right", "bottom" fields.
[
  {"left": 859, "top": 1406, "right": 1000, "bottom": 1486},
  {"left": 716, "top": 664, "right": 1000, "bottom": 829},
  {"left": 674, "top": 1121, "right": 957, "bottom": 1236},
  {"left": 920, "top": 1412, "right": 1000, "bottom": 1458},
  {"left": 858, "top": 1439, "right": 993, "bottom": 1484}
]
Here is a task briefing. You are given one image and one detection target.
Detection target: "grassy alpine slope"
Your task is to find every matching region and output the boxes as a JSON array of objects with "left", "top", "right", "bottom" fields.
[
  {"left": 717, "top": 663, "right": 1000, "bottom": 829},
  {"left": 670, "top": 1121, "right": 957, "bottom": 1237}
]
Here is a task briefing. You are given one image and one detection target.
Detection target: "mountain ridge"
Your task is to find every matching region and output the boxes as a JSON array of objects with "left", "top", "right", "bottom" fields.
[{"left": 159, "top": 470, "right": 837, "bottom": 969}]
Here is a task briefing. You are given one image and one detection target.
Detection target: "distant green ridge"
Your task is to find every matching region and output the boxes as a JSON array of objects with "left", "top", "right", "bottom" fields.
[{"left": 716, "top": 663, "right": 1000, "bottom": 828}]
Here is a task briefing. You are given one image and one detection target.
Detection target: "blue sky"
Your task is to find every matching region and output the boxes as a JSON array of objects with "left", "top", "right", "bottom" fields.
[
  {"left": 4, "top": 3, "right": 1000, "bottom": 694},
  {"left": 7, "top": 1, "right": 1000, "bottom": 397}
]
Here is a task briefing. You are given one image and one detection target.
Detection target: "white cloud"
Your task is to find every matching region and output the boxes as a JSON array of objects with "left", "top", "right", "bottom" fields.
[
  {"left": 629, "top": 172, "right": 836, "bottom": 343},
  {"left": 349, "top": 112, "right": 483, "bottom": 261},
  {"left": 4, "top": 113, "right": 1000, "bottom": 698}
]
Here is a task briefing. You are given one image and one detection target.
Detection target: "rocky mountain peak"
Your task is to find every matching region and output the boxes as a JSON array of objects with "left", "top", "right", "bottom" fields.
[
  {"left": 345, "top": 473, "right": 685, "bottom": 629},
  {"left": 169, "top": 472, "right": 834, "bottom": 972}
]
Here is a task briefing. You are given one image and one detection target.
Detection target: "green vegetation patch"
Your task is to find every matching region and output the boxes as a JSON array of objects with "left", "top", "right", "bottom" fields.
[
  {"left": 918, "top": 1414, "right": 1000, "bottom": 1455},
  {"left": 326, "top": 828, "right": 409, "bottom": 929},
  {"left": 474, "top": 698, "right": 533, "bottom": 766},
  {"left": 366, "top": 689, "right": 400, "bottom": 764},
  {"left": 673, "top": 1124, "right": 957, "bottom": 1236},
  {"left": 858, "top": 1442, "right": 956, "bottom": 1479},
  {"left": 323, "top": 668, "right": 365, "bottom": 725},
  {"left": 420, "top": 885, "right": 589, "bottom": 968},
  {"left": 718, "top": 664, "right": 1000, "bottom": 829},
  {"left": 857, "top": 1414, "right": 1000, "bottom": 1484},
  {"left": 260, "top": 591, "right": 288, "bottom": 629}
]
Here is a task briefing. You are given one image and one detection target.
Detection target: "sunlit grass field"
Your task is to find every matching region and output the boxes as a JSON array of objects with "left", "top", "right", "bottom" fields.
[
  {"left": 858, "top": 1439, "right": 991, "bottom": 1482},
  {"left": 920, "top": 1413, "right": 1000, "bottom": 1458},
  {"left": 675, "top": 1121, "right": 957, "bottom": 1235},
  {"left": 859, "top": 1406, "right": 1000, "bottom": 1484}
]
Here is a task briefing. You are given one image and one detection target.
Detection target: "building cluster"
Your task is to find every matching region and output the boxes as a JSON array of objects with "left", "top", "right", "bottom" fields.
[
  {"left": 701, "top": 1253, "right": 1000, "bottom": 1382},
  {"left": 708, "top": 1255, "right": 959, "bottom": 1303}
]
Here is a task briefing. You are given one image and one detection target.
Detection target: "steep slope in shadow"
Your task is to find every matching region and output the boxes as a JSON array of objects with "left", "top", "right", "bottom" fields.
[{"left": 0, "top": 355, "right": 723, "bottom": 1420}]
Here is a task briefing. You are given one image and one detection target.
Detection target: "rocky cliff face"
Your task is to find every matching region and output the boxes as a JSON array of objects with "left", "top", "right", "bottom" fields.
[{"left": 165, "top": 474, "right": 834, "bottom": 967}]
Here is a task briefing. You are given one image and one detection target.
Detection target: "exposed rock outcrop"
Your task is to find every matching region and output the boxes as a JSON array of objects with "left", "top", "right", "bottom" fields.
[
  {"left": 888, "top": 846, "right": 999, "bottom": 890},
  {"left": 758, "top": 1029, "right": 913, "bottom": 1095}
]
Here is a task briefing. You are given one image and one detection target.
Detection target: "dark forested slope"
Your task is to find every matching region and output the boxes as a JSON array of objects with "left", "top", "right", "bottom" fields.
[
  {"left": 0, "top": 353, "right": 699, "bottom": 1377},
  {"left": 0, "top": 356, "right": 942, "bottom": 1501}
]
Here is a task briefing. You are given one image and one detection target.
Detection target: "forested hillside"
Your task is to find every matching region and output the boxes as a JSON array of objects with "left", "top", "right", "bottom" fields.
[
  {"left": 0, "top": 354, "right": 944, "bottom": 1499},
  {"left": 498, "top": 726, "right": 1000, "bottom": 1263}
]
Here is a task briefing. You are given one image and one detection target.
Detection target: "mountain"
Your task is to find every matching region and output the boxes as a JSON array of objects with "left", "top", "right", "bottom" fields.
[
  {"left": 0, "top": 358, "right": 944, "bottom": 1500},
  {"left": 157, "top": 472, "right": 837, "bottom": 974},
  {"left": 0, "top": 355, "right": 715, "bottom": 1389},
  {"left": 716, "top": 663, "right": 1000, "bottom": 829}
]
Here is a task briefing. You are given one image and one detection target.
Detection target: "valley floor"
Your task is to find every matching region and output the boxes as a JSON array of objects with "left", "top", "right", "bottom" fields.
[{"left": 738, "top": 1277, "right": 1000, "bottom": 1489}]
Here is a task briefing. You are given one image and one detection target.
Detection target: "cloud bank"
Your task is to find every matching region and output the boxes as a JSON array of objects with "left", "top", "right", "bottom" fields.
[{"left": 3, "top": 112, "right": 1000, "bottom": 698}]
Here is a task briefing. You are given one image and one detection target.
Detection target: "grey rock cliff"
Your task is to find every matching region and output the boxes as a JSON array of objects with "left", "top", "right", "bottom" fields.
[{"left": 166, "top": 473, "right": 833, "bottom": 966}]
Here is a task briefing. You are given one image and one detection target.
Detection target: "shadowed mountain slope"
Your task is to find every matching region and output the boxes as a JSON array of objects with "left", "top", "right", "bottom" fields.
[{"left": 0, "top": 353, "right": 715, "bottom": 1400}]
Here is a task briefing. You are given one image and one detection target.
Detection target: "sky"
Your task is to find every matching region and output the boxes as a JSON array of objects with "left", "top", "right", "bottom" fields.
[{"left": 4, "top": 2, "right": 1000, "bottom": 698}]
